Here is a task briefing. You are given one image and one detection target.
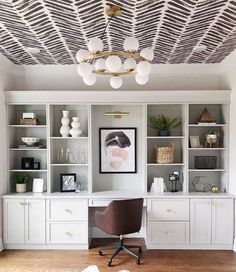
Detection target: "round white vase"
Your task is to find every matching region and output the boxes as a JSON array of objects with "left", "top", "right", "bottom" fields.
[
  {"left": 60, "top": 110, "right": 70, "bottom": 137},
  {"left": 69, "top": 117, "right": 82, "bottom": 137},
  {"left": 16, "top": 183, "right": 27, "bottom": 193}
]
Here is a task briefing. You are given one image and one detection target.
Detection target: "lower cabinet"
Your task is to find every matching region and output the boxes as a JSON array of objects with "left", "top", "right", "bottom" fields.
[
  {"left": 190, "top": 198, "right": 234, "bottom": 246},
  {"left": 3, "top": 198, "right": 45, "bottom": 245},
  {"left": 46, "top": 198, "right": 88, "bottom": 247}
]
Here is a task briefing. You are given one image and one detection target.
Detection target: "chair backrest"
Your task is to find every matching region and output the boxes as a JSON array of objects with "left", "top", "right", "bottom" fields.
[{"left": 105, "top": 198, "right": 143, "bottom": 235}]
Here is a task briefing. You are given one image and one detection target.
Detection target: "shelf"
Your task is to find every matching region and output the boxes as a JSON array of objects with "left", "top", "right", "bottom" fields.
[
  {"left": 189, "top": 169, "right": 226, "bottom": 172},
  {"left": 50, "top": 137, "right": 88, "bottom": 140},
  {"left": 50, "top": 164, "right": 88, "bottom": 166},
  {"left": 9, "top": 148, "right": 47, "bottom": 151},
  {"left": 188, "top": 124, "right": 227, "bottom": 127},
  {"left": 9, "top": 169, "right": 48, "bottom": 172},
  {"left": 189, "top": 148, "right": 227, "bottom": 151},
  {"left": 147, "top": 163, "right": 184, "bottom": 166},
  {"left": 8, "top": 125, "right": 47, "bottom": 128},
  {"left": 147, "top": 136, "right": 184, "bottom": 139}
]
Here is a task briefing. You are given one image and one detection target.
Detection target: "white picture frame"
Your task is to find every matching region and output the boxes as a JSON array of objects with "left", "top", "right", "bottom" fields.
[
  {"left": 32, "top": 178, "right": 44, "bottom": 193},
  {"left": 190, "top": 136, "right": 200, "bottom": 148}
]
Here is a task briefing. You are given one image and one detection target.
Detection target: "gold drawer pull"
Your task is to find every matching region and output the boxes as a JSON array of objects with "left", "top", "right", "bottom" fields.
[
  {"left": 166, "top": 209, "right": 172, "bottom": 212},
  {"left": 65, "top": 209, "right": 72, "bottom": 213},
  {"left": 65, "top": 232, "right": 72, "bottom": 236},
  {"left": 20, "top": 202, "right": 27, "bottom": 206},
  {"left": 165, "top": 231, "right": 172, "bottom": 235}
]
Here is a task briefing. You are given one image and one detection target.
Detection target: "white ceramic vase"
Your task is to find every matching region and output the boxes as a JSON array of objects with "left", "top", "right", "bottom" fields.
[
  {"left": 60, "top": 110, "right": 70, "bottom": 137},
  {"left": 69, "top": 117, "right": 82, "bottom": 137},
  {"left": 16, "top": 183, "right": 27, "bottom": 193}
]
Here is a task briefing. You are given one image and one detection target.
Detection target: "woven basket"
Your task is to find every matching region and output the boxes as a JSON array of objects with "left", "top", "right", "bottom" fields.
[{"left": 156, "top": 147, "right": 174, "bottom": 164}]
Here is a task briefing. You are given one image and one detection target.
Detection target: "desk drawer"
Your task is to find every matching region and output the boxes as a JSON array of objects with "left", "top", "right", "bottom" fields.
[
  {"left": 47, "top": 222, "right": 88, "bottom": 244},
  {"left": 147, "top": 199, "right": 189, "bottom": 221},
  {"left": 89, "top": 198, "right": 147, "bottom": 207},
  {"left": 47, "top": 199, "right": 88, "bottom": 221},
  {"left": 148, "top": 221, "right": 189, "bottom": 244}
]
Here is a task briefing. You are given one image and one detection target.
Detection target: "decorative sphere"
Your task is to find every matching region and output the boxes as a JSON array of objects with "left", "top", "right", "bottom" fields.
[
  {"left": 88, "top": 37, "right": 103, "bottom": 53},
  {"left": 106, "top": 56, "right": 122, "bottom": 72},
  {"left": 110, "top": 76, "right": 123, "bottom": 89},
  {"left": 124, "top": 58, "right": 136, "bottom": 71},
  {"left": 95, "top": 58, "right": 106, "bottom": 71},
  {"left": 77, "top": 62, "right": 92, "bottom": 77},
  {"left": 83, "top": 74, "right": 96, "bottom": 86},
  {"left": 76, "top": 49, "right": 89, "bottom": 62},
  {"left": 136, "top": 61, "right": 151, "bottom": 76},
  {"left": 140, "top": 48, "right": 154, "bottom": 61},
  {"left": 135, "top": 74, "right": 149, "bottom": 85},
  {"left": 123, "top": 37, "right": 139, "bottom": 52}
]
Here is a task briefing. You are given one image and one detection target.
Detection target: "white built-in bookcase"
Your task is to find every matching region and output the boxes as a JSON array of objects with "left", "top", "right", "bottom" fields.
[{"left": 6, "top": 100, "right": 229, "bottom": 195}]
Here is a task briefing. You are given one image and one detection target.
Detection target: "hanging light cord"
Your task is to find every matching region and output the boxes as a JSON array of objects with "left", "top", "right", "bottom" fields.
[{"left": 100, "top": 14, "right": 114, "bottom": 40}]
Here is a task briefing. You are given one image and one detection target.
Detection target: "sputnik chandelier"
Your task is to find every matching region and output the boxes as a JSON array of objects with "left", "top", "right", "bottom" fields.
[{"left": 76, "top": 4, "right": 154, "bottom": 89}]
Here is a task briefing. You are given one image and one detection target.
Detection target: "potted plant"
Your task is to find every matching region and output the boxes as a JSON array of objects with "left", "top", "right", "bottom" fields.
[
  {"left": 148, "top": 114, "right": 181, "bottom": 136},
  {"left": 15, "top": 173, "right": 30, "bottom": 193}
]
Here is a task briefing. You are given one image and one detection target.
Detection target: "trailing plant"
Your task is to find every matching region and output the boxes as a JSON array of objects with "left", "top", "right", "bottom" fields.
[
  {"left": 15, "top": 173, "right": 30, "bottom": 184},
  {"left": 148, "top": 114, "right": 181, "bottom": 131}
]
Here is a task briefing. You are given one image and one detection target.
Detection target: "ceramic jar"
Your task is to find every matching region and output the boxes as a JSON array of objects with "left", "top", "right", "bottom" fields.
[
  {"left": 60, "top": 110, "right": 70, "bottom": 137},
  {"left": 69, "top": 117, "right": 82, "bottom": 137}
]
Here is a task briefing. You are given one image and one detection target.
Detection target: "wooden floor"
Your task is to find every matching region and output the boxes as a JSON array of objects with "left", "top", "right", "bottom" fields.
[{"left": 0, "top": 239, "right": 236, "bottom": 272}]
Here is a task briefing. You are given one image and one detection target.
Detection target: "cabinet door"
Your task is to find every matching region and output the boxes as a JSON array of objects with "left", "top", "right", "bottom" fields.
[
  {"left": 212, "top": 199, "right": 234, "bottom": 245},
  {"left": 3, "top": 199, "right": 25, "bottom": 244},
  {"left": 190, "top": 199, "right": 211, "bottom": 244},
  {"left": 25, "top": 199, "right": 45, "bottom": 244}
]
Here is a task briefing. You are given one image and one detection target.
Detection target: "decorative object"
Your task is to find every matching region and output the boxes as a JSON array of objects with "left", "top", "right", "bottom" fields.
[
  {"left": 99, "top": 127, "right": 137, "bottom": 173},
  {"left": 21, "top": 137, "right": 40, "bottom": 146},
  {"left": 203, "top": 129, "right": 220, "bottom": 148},
  {"left": 76, "top": 4, "right": 154, "bottom": 89},
  {"left": 192, "top": 176, "right": 212, "bottom": 192},
  {"left": 60, "top": 110, "right": 70, "bottom": 137},
  {"left": 169, "top": 173, "right": 178, "bottom": 192},
  {"left": 190, "top": 136, "right": 200, "bottom": 148},
  {"left": 69, "top": 117, "right": 83, "bottom": 137},
  {"left": 104, "top": 111, "right": 130, "bottom": 118},
  {"left": 60, "top": 173, "right": 76, "bottom": 192},
  {"left": 194, "top": 156, "right": 217, "bottom": 169},
  {"left": 20, "top": 118, "right": 39, "bottom": 125},
  {"left": 33, "top": 162, "right": 40, "bottom": 169},
  {"left": 198, "top": 108, "right": 215, "bottom": 123},
  {"left": 75, "top": 181, "right": 82, "bottom": 193},
  {"left": 15, "top": 173, "right": 29, "bottom": 193},
  {"left": 148, "top": 114, "right": 181, "bottom": 136},
  {"left": 150, "top": 177, "right": 166, "bottom": 193},
  {"left": 22, "top": 112, "right": 36, "bottom": 119},
  {"left": 32, "top": 178, "right": 44, "bottom": 193},
  {"left": 156, "top": 146, "right": 174, "bottom": 164},
  {"left": 211, "top": 186, "right": 220, "bottom": 193},
  {"left": 21, "top": 157, "right": 34, "bottom": 169}
]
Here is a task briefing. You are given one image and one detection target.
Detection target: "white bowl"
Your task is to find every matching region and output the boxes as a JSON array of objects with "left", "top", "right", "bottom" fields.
[{"left": 21, "top": 137, "right": 40, "bottom": 146}]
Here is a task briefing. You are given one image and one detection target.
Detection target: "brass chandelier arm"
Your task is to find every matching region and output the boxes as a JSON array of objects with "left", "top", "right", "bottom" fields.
[
  {"left": 92, "top": 70, "right": 136, "bottom": 76},
  {"left": 84, "top": 51, "right": 147, "bottom": 62}
]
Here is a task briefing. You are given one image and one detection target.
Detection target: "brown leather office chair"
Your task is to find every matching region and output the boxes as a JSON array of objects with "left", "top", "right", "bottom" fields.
[{"left": 95, "top": 198, "right": 143, "bottom": 266}]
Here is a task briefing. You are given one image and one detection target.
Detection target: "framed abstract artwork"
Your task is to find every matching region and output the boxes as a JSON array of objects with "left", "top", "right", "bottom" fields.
[{"left": 99, "top": 127, "right": 137, "bottom": 173}]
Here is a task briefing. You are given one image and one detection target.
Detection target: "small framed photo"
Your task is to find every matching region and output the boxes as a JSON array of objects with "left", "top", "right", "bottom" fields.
[
  {"left": 60, "top": 173, "right": 76, "bottom": 192},
  {"left": 190, "top": 136, "right": 200, "bottom": 148},
  {"left": 32, "top": 178, "right": 44, "bottom": 193},
  {"left": 33, "top": 162, "right": 40, "bottom": 169},
  {"left": 21, "top": 157, "right": 34, "bottom": 169},
  {"left": 99, "top": 127, "right": 137, "bottom": 173}
]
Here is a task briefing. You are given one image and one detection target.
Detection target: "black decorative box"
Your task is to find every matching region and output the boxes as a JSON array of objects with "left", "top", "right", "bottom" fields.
[{"left": 194, "top": 156, "right": 217, "bottom": 169}]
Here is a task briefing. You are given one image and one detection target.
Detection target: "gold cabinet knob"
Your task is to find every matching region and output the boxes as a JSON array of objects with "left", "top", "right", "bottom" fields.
[
  {"left": 65, "top": 232, "right": 72, "bottom": 236},
  {"left": 65, "top": 209, "right": 72, "bottom": 213},
  {"left": 166, "top": 208, "right": 172, "bottom": 212}
]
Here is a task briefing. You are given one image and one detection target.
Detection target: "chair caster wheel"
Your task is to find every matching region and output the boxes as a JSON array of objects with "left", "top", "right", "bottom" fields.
[
  {"left": 138, "top": 247, "right": 142, "bottom": 255},
  {"left": 107, "top": 260, "right": 112, "bottom": 266},
  {"left": 136, "top": 258, "right": 141, "bottom": 265},
  {"left": 98, "top": 250, "right": 103, "bottom": 256}
]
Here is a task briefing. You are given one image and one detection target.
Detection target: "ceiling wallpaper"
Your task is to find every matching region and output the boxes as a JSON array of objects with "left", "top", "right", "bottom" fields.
[{"left": 0, "top": 0, "right": 235, "bottom": 65}]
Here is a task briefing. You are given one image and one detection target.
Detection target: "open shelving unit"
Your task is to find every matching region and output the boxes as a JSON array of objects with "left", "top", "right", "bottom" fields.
[{"left": 6, "top": 101, "right": 230, "bottom": 195}]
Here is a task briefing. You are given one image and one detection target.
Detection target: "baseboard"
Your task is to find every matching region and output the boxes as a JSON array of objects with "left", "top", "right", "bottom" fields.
[{"left": 0, "top": 238, "right": 3, "bottom": 252}]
